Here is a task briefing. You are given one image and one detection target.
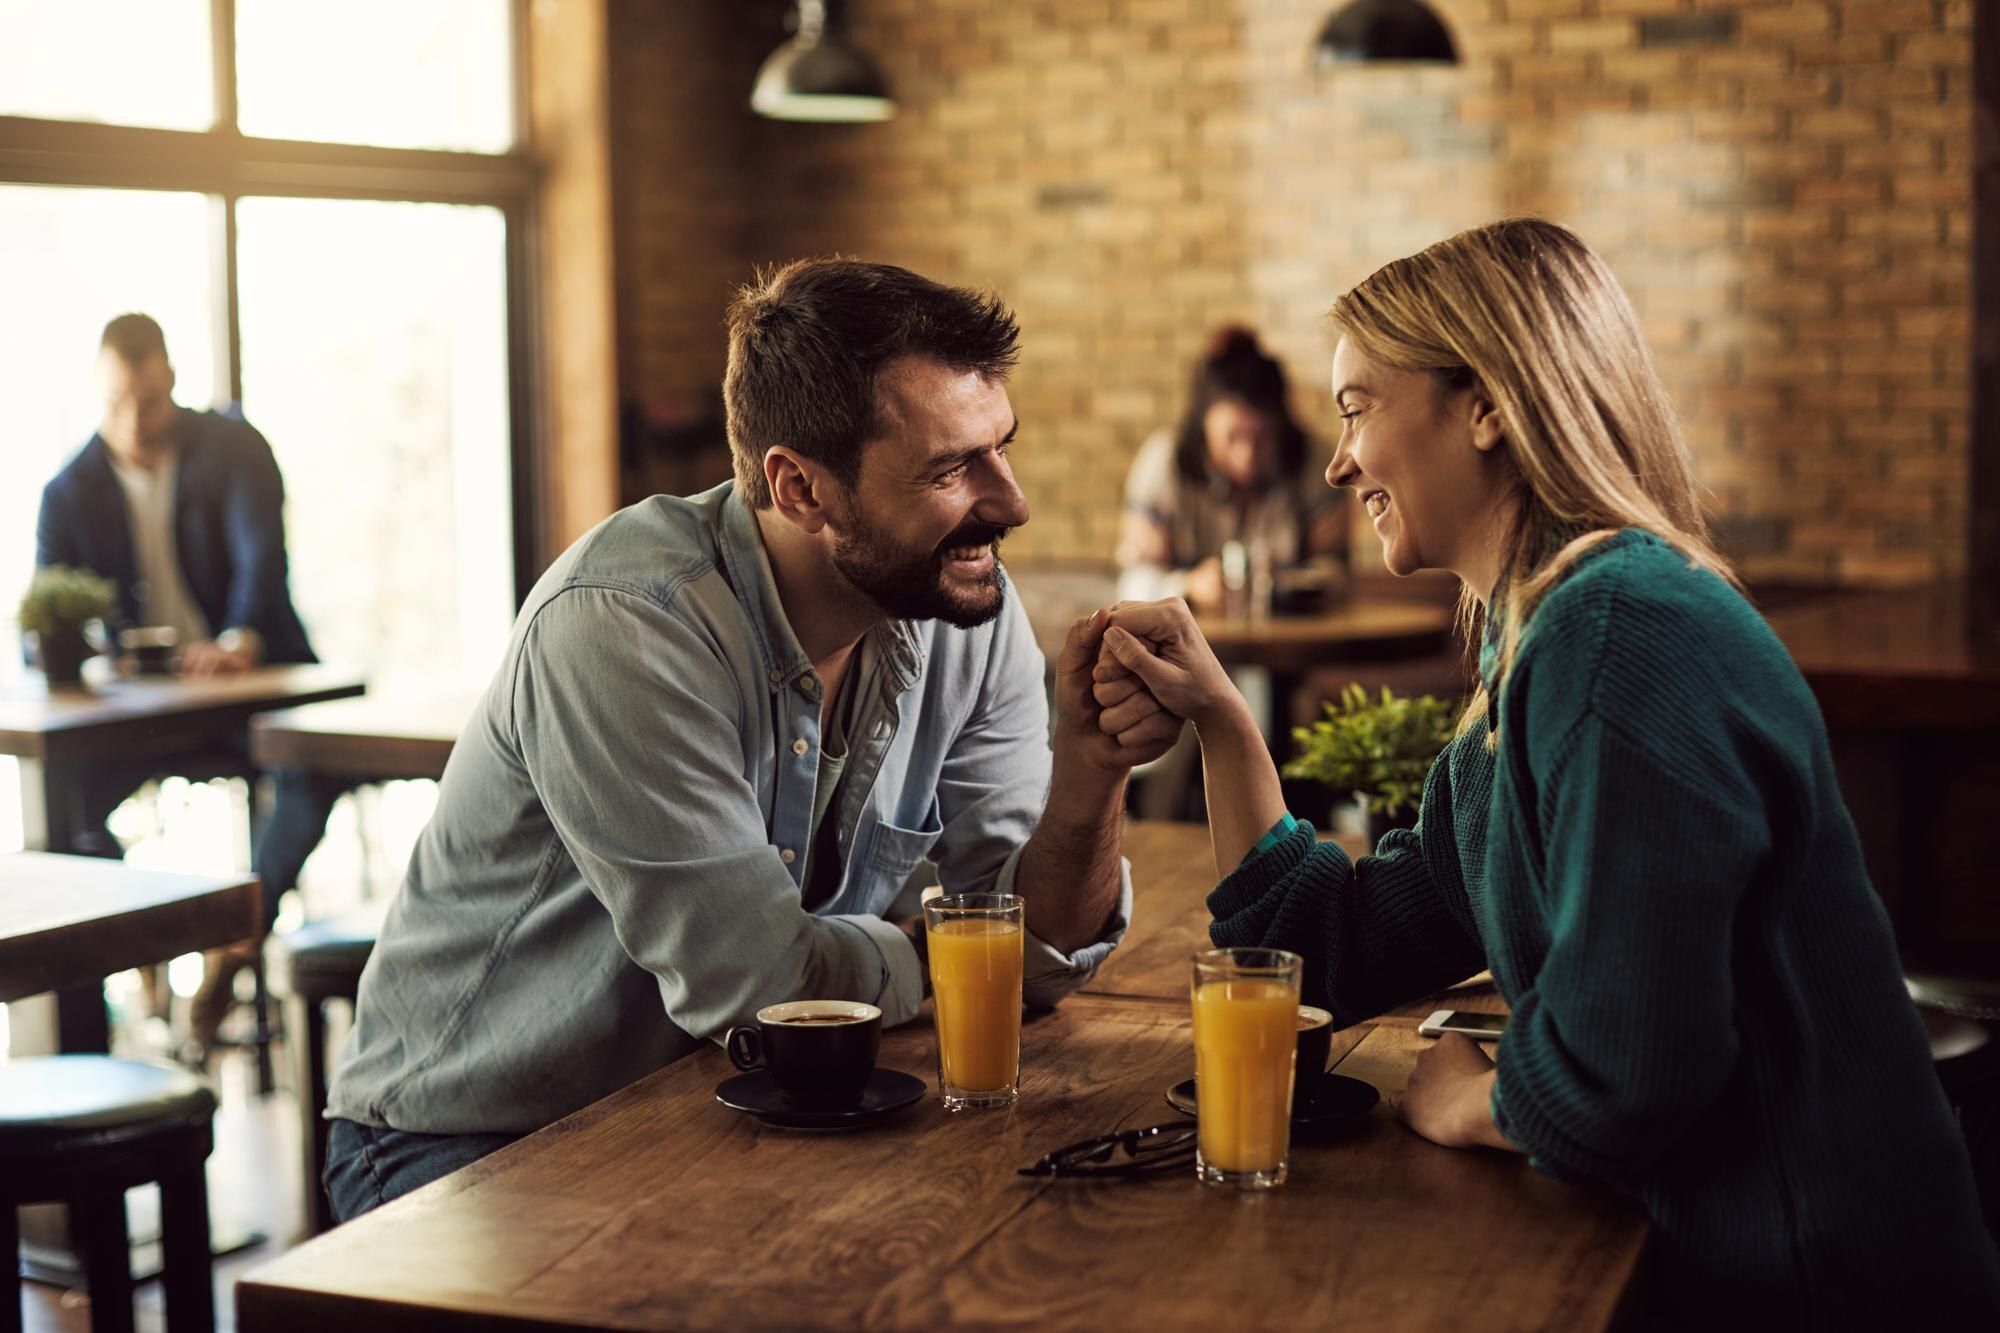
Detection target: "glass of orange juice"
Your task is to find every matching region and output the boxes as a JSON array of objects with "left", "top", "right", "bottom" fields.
[
  {"left": 1191, "top": 947, "right": 1302, "bottom": 1189},
  {"left": 924, "top": 892, "right": 1025, "bottom": 1110}
]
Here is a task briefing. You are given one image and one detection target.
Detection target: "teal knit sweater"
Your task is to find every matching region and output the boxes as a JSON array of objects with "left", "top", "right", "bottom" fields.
[{"left": 1209, "top": 531, "right": 2000, "bottom": 1329}]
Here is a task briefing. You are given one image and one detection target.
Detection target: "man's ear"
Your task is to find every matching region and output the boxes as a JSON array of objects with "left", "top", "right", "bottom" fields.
[
  {"left": 1469, "top": 393, "right": 1505, "bottom": 454},
  {"left": 764, "top": 446, "right": 833, "bottom": 534}
]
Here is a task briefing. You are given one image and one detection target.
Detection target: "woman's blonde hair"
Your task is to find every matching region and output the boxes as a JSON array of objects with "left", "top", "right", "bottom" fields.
[{"left": 1327, "top": 218, "right": 1737, "bottom": 741}]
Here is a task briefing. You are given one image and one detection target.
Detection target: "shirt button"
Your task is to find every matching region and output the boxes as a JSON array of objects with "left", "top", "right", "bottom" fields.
[
  {"left": 792, "top": 738, "right": 810, "bottom": 756},
  {"left": 768, "top": 669, "right": 783, "bottom": 684},
  {"left": 779, "top": 848, "right": 796, "bottom": 864}
]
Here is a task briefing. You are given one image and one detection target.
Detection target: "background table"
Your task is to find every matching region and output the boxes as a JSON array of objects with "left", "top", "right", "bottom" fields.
[
  {"left": 1194, "top": 599, "right": 1454, "bottom": 677},
  {"left": 0, "top": 665, "right": 363, "bottom": 1053},
  {"left": 250, "top": 693, "right": 472, "bottom": 783},
  {"left": 0, "top": 853, "right": 260, "bottom": 1005}
]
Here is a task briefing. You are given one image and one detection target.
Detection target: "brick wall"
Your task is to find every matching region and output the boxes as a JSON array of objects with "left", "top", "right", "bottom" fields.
[{"left": 615, "top": 0, "right": 1973, "bottom": 584}]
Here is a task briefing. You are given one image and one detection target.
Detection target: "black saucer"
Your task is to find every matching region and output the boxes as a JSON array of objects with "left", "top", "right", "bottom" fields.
[
  {"left": 716, "top": 1067, "right": 926, "bottom": 1130},
  {"left": 1165, "top": 1074, "right": 1380, "bottom": 1141}
]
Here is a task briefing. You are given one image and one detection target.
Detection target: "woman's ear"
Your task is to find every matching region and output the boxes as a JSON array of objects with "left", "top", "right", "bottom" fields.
[{"left": 1468, "top": 394, "right": 1505, "bottom": 454}]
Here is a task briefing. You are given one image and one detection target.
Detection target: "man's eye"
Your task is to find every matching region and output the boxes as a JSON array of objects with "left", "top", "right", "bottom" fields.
[{"left": 935, "top": 464, "right": 967, "bottom": 484}]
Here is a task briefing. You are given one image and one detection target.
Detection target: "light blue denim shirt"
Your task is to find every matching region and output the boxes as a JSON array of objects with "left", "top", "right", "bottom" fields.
[{"left": 328, "top": 482, "right": 1130, "bottom": 1135}]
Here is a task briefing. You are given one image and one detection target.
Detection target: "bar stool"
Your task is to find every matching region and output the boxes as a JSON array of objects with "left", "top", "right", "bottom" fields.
[
  {"left": 270, "top": 912, "right": 379, "bottom": 1236},
  {"left": 1909, "top": 970, "right": 2000, "bottom": 1237},
  {"left": 1, "top": 1056, "right": 217, "bottom": 1333}
]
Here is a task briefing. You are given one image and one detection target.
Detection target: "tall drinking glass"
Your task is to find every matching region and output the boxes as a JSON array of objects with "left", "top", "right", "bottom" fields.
[
  {"left": 924, "top": 892, "right": 1025, "bottom": 1110},
  {"left": 1191, "top": 947, "right": 1302, "bottom": 1189}
]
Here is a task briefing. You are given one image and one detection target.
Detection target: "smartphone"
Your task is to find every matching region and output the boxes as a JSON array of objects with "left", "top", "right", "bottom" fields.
[{"left": 1417, "top": 1009, "right": 1507, "bottom": 1041}]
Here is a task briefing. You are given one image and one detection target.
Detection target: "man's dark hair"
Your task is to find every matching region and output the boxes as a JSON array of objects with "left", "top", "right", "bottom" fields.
[
  {"left": 100, "top": 313, "right": 170, "bottom": 366},
  {"left": 724, "top": 259, "right": 1020, "bottom": 507}
]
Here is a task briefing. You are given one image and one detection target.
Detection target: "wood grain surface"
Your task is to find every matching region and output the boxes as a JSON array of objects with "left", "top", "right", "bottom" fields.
[
  {"left": 250, "top": 693, "right": 473, "bottom": 781},
  {"left": 0, "top": 665, "right": 366, "bottom": 759},
  {"left": 1194, "top": 599, "right": 1453, "bottom": 673},
  {"left": 237, "top": 995, "right": 1643, "bottom": 1332}
]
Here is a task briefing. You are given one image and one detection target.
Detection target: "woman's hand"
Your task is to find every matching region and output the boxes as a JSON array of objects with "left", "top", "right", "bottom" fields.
[
  {"left": 1092, "top": 598, "right": 1244, "bottom": 733},
  {"left": 1394, "top": 1033, "right": 1519, "bottom": 1152}
]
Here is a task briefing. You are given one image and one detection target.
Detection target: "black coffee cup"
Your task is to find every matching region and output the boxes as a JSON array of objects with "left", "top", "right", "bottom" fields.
[
  {"left": 119, "top": 626, "right": 179, "bottom": 676},
  {"left": 726, "top": 1000, "right": 882, "bottom": 1107},
  {"left": 1296, "top": 1005, "right": 1334, "bottom": 1110}
]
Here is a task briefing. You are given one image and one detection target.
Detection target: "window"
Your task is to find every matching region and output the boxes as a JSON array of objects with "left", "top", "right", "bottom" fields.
[{"left": 0, "top": 6, "right": 536, "bottom": 856}]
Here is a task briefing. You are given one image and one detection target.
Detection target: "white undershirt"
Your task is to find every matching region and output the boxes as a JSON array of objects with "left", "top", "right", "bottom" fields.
[{"left": 108, "top": 449, "right": 211, "bottom": 646}]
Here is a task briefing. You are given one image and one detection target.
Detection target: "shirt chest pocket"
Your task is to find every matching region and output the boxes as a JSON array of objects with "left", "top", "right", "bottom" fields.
[{"left": 866, "top": 798, "right": 943, "bottom": 896}]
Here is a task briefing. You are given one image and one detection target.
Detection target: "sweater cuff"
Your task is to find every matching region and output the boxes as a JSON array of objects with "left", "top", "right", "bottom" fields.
[
  {"left": 1244, "top": 813, "right": 1300, "bottom": 866},
  {"left": 1206, "top": 819, "right": 1323, "bottom": 922},
  {"left": 1492, "top": 1040, "right": 1634, "bottom": 1191}
]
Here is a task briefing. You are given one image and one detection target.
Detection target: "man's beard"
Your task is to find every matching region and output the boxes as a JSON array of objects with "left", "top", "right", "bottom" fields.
[{"left": 829, "top": 510, "right": 1012, "bottom": 629}]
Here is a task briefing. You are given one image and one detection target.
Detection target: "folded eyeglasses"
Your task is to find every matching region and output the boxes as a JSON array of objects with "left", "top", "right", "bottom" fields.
[{"left": 1018, "top": 1121, "right": 1198, "bottom": 1179}]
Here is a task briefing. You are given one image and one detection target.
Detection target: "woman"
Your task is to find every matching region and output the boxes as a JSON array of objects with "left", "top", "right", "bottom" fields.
[
  {"left": 1092, "top": 220, "right": 2000, "bottom": 1328},
  {"left": 1114, "top": 325, "right": 1348, "bottom": 609}
]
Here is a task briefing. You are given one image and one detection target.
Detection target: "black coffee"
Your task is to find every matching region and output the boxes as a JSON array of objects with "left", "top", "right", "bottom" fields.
[{"left": 780, "top": 1014, "right": 862, "bottom": 1025}]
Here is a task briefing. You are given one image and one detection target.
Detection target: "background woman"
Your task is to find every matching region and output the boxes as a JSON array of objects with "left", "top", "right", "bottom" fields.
[
  {"left": 1114, "top": 325, "right": 1347, "bottom": 609},
  {"left": 1092, "top": 220, "right": 2000, "bottom": 1329}
]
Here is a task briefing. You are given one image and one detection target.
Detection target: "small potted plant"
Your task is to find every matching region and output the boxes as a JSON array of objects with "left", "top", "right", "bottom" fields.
[
  {"left": 18, "top": 565, "right": 116, "bottom": 688},
  {"left": 1283, "top": 683, "right": 1456, "bottom": 846}
]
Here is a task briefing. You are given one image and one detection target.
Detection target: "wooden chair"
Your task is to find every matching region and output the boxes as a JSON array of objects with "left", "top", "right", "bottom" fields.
[{"left": 1, "top": 1056, "right": 217, "bottom": 1333}]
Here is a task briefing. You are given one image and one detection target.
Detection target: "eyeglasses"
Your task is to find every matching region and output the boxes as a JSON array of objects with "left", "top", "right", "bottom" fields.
[{"left": 1018, "top": 1122, "right": 1198, "bottom": 1179}]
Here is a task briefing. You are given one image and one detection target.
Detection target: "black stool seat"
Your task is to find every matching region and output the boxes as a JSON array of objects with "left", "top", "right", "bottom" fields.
[
  {"left": 0, "top": 1056, "right": 214, "bottom": 1142},
  {"left": 2, "top": 1057, "right": 217, "bottom": 1333},
  {"left": 271, "top": 908, "right": 381, "bottom": 1237},
  {"left": 273, "top": 915, "right": 378, "bottom": 996}
]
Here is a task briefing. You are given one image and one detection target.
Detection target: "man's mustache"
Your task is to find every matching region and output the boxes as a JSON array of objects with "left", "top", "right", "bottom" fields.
[{"left": 934, "top": 523, "right": 1012, "bottom": 555}]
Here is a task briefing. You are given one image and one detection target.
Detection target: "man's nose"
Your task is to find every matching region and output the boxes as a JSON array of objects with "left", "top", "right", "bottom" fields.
[{"left": 977, "top": 453, "right": 1031, "bottom": 529}]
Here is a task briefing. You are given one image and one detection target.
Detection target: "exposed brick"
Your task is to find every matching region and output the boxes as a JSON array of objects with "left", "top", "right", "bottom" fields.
[{"left": 604, "top": 0, "right": 1974, "bottom": 581}]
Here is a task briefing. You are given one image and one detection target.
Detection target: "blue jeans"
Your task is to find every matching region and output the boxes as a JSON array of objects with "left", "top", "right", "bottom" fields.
[{"left": 324, "top": 1118, "right": 518, "bottom": 1222}]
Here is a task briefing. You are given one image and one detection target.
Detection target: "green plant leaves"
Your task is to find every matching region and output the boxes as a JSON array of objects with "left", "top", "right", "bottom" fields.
[
  {"left": 17, "top": 564, "right": 116, "bottom": 638},
  {"left": 1280, "top": 682, "right": 1455, "bottom": 818}
]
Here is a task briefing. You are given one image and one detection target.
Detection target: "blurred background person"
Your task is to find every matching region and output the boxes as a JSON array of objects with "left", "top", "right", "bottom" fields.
[
  {"left": 1114, "top": 327, "right": 1349, "bottom": 818},
  {"left": 35, "top": 312, "right": 349, "bottom": 1061},
  {"left": 1115, "top": 325, "right": 1348, "bottom": 610}
]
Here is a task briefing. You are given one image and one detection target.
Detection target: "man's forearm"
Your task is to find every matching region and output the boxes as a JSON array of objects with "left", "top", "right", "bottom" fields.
[{"left": 1015, "top": 761, "right": 1125, "bottom": 956}]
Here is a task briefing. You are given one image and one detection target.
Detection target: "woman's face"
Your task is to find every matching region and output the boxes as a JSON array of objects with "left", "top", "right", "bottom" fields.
[
  {"left": 1203, "top": 397, "right": 1279, "bottom": 492},
  {"left": 1326, "top": 337, "right": 1508, "bottom": 584}
]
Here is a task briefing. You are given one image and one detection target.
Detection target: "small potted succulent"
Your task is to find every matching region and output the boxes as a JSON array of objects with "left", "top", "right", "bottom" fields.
[
  {"left": 18, "top": 565, "right": 116, "bottom": 688},
  {"left": 1283, "top": 683, "right": 1456, "bottom": 846}
]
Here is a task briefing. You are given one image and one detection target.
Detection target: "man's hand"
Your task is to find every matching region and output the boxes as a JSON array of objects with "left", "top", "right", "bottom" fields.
[
  {"left": 1053, "top": 609, "right": 1182, "bottom": 772},
  {"left": 1393, "top": 1033, "right": 1519, "bottom": 1152},
  {"left": 180, "top": 638, "right": 258, "bottom": 677}
]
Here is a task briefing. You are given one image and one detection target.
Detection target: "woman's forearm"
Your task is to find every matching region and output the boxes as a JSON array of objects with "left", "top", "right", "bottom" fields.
[{"left": 1197, "top": 698, "right": 1289, "bottom": 878}]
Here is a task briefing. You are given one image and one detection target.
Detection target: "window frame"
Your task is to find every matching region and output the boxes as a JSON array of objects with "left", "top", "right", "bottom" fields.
[{"left": 0, "top": 0, "right": 541, "bottom": 603}]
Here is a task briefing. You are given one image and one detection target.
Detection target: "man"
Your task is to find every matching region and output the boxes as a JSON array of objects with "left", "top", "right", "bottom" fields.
[
  {"left": 36, "top": 313, "right": 344, "bottom": 1055},
  {"left": 323, "top": 260, "right": 1181, "bottom": 1219}
]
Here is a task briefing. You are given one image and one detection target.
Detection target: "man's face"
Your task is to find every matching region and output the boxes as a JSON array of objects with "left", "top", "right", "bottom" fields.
[
  {"left": 826, "top": 355, "right": 1030, "bottom": 628},
  {"left": 97, "top": 349, "right": 177, "bottom": 467}
]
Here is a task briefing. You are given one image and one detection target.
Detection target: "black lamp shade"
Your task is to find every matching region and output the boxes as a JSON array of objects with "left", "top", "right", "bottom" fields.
[
  {"left": 752, "top": 20, "right": 894, "bottom": 122},
  {"left": 1315, "top": 0, "right": 1460, "bottom": 66}
]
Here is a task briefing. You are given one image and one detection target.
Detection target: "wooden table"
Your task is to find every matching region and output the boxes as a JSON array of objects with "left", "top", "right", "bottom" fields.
[
  {"left": 238, "top": 992, "right": 1642, "bottom": 1331},
  {"left": 250, "top": 694, "right": 472, "bottom": 783},
  {"left": 0, "top": 664, "right": 363, "bottom": 1051},
  {"left": 237, "top": 820, "right": 1643, "bottom": 1331},
  {"left": 0, "top": 853, "right": 261, "bottom": 1005},
  {"left": 1196, "top": 599, "right": 1454, "bottom": 677}
]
